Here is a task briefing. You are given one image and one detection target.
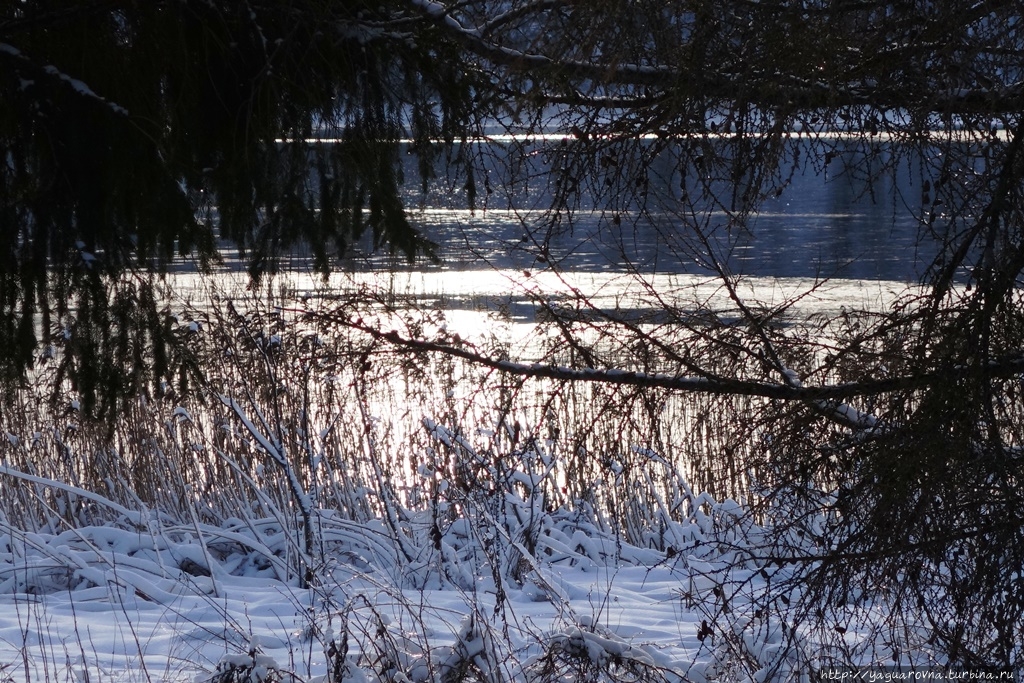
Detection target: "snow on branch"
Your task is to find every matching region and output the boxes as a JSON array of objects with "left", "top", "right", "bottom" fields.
[
  {"left": 477, "top": 0, "right": 567, "bottom": 38},
  {"left": 219, "top": 395, "right": 314, "bottom": 522},
  {"left": 0, "top": 42, "right": 129, "bottom": 116},
  {"left": 42, "top": 65, "right": 130, "bottom": 116},
  {"left": 0, "top": 464, "right": 145, "bottom": 527}
]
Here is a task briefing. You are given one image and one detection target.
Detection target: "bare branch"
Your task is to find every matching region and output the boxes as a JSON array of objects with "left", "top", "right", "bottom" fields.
[
  {"left": 313, "top": 311, "right": 1024, "bottom": 403},
  {"left": 404, "top": 0, "right": 1024, "bottom": 116}
]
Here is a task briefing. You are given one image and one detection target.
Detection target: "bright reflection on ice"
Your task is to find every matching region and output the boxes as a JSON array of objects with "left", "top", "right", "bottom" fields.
[{"left": 166, "top": 266, "right": 917, "bottom": 352}]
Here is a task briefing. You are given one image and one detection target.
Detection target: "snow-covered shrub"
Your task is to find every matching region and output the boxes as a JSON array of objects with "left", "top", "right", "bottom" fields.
[{"left": 202, "top": 641, "right": 295, "bottom": 683}]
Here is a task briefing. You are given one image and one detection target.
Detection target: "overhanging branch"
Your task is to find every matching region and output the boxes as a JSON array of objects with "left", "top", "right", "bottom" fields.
[
  {"left": 316, "top": 312, "right": 1024, "bottom": 403},
  {"left": 402, "top": 0, "right": 1024, "bottom": 116}
]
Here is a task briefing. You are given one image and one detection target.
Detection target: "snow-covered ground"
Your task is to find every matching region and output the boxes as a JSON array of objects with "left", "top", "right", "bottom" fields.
[
  {"left": 2, "top": 282, "right": 1015, "bottom": 681},
  {"left": 0, "top": 547, "right": 710, "bottom": 682},
  {"left": 2, "top": 406, "right": 1015, "bottom": 681},
  {"left": 0, "top": 460, "right": 965, "bottom": 683},
  {"left": 0, "top": 467, "right": 798, "bottom": 683}
]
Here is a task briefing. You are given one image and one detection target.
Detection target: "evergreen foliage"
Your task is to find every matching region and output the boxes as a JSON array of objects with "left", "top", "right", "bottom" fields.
[{"left": 1, "top": 0, "right": 478, "bottom": 412}]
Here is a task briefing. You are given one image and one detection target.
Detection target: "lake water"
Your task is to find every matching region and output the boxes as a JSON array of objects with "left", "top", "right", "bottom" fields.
[
  {"left": 175, "top": 136, "right": 942, "bottom": 352},
  {"left": 391, "top": 135, "right": 936, "bottom": 279},
  {"left": 257, "top": 136, "right": 936, "bottom": 338},
  {"left": 162, "top": 136, "right": 948, "bottom": 498}
]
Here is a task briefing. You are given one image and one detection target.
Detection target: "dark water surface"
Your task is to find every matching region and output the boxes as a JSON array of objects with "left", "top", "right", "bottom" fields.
[{"left": 390, "top": 136, "right": 939, "bottom": 283}]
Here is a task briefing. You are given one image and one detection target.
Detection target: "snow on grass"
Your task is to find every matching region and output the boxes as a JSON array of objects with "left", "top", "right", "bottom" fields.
[
  {"left": 0, "top": 476, "right": 777, "bottom": 683},
  {"left": 0, "top": 559, "right": 716, "bottom": 682},
  {"left": 3, "top": 288, "right": 1008, "bottom": 680},
  {"left": 0, "top": 427, "right": 992, "bottom": 682}
]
